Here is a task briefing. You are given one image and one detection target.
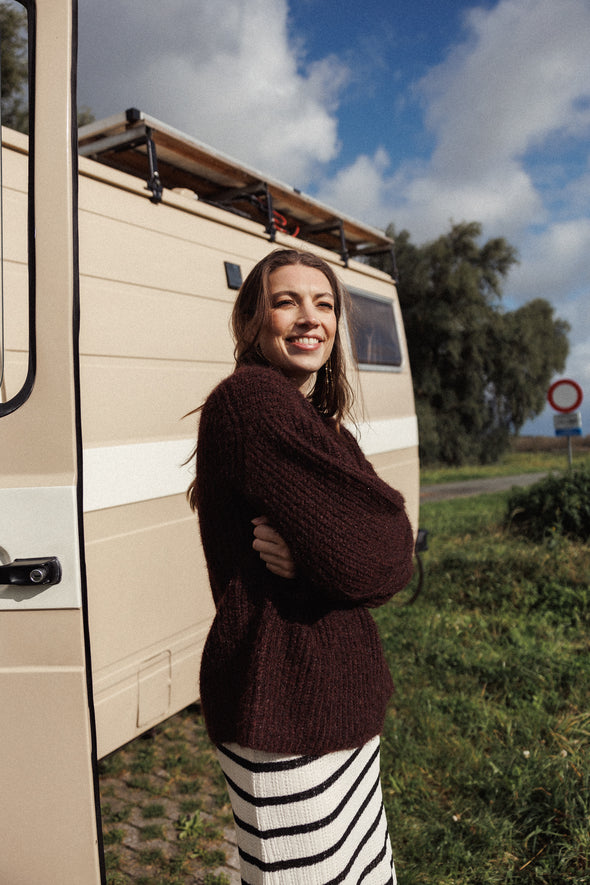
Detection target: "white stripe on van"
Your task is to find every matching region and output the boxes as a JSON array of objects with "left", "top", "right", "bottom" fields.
[
  {"left": 83, "top": 439, "right": 195, "bottom": 512},
  {"left": 82, "top": 416, "right": 418, "bottom": 512},
  {"left": 355, "top": 415, "right": 419, "bottom": 456}
]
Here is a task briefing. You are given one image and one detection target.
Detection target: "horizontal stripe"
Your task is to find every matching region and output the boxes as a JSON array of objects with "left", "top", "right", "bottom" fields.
[
  {"left": 238, "top": 774, "right": 382, "bottom": 873},
  {"left": 82, "top": 415, "right": 417, "bottom": 511},
  {"left": 231, "top": 744, "right": 380, "bottom": 840},
  {"left": 221, "top": 745, "right": 363, "bottom": 808},
  {"left": 82, "top": 438, "right": 194, "bottom": 511},
  {"left": 353, "top": 415, "right": 418, "bottom": 457},
  {"left": 218, "top": 742, "right": 318, "bottom": 774}
]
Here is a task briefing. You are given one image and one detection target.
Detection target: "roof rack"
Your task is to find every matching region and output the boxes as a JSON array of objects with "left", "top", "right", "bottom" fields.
[{"left": 78, "top": 108, "right": 395, "bottom": 272}]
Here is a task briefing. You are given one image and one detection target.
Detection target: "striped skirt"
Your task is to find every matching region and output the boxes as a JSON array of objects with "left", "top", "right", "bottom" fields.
[{"left": 217, "top": 736, "right": 396, "bottom": 885}]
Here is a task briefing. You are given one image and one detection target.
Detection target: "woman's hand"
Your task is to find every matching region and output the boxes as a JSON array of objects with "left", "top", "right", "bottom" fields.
[{"left": 251, "top": 516, "right": 296, "bottom": 579}]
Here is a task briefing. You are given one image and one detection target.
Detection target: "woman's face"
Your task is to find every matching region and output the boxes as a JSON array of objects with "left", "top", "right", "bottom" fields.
[{"left": 257, "top": 264, "right": 338, "bottom": 390}]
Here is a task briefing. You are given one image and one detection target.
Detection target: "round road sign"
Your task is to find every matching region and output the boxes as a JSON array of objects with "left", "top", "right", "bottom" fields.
[{"left": 547, "top": 379, "right": 583, "bottom": 413}]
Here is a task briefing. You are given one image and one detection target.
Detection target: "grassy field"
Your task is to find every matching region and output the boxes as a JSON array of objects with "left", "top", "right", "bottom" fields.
[
  {"left": 421, "top": 436, "right": 590, "bottom": 485},
  {"left": 378, "top": 480, "right": 590, "bottom": 883}
]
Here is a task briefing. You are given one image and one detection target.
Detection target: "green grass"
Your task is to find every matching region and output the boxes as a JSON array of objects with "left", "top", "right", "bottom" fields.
[
  {"left": 377, "top": 491, "right": 590, "bottom": 884},
  {"left": 142, "top": 802, "right": 166, "bottom": 819},
  {"left": 421, "top": 445, "right": 590, "bottom": 485}
]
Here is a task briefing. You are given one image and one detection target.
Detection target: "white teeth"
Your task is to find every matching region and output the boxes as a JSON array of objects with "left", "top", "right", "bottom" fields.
[{"left": 291, "top": 337, "right": 321, "bottom": 344}]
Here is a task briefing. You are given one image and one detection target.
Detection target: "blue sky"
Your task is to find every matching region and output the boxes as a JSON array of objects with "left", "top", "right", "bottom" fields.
[{"left": 78, "top": 0, "right": 590, "bottom": 437}]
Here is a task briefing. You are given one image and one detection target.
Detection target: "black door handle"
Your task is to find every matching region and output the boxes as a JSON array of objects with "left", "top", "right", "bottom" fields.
[{"left": 0, "top": 557, "right": 62, "bottom": 587}]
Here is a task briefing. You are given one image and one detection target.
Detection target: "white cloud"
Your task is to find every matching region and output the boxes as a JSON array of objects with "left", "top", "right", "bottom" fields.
[
  {"left": 506, "top": 220, "right": 590, "bottom": 310},
  {"left": 316, "top": 0, "right": 590, "bottom": 241},
  {"left": 316, "top": 148, "right": 393, "bottom": 224},
  {"left": 78, "top": 0, "right": 348, "bottom": 186},
  {"left": 420, "top": 0, "right": 590, "bottom": 174}
]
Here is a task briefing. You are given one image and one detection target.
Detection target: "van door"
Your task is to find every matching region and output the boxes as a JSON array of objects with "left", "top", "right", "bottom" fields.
[{"left": 0, "top": 1, "right": 103, "bottom": 882}]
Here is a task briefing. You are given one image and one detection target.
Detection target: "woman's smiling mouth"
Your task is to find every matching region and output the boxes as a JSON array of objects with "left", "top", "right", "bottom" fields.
[{"left": 287, "top": 336, "right": 324, "bottom": 349}]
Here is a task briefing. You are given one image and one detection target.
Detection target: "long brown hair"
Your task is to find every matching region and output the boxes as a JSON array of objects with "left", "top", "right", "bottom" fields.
[
  {"left": 186, "top": 250, "right": 355, "bottom": 510},
  {"left": 232, "top": 249, "right": 355, "bottom": 424}
]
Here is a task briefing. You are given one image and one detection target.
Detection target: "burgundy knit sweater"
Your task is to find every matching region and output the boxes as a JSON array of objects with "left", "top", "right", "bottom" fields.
[{"left": 195, "top": 364, "right": 414, "bottom": 755}]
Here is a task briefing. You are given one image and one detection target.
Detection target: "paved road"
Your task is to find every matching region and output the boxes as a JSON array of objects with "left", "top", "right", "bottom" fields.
[{"left": 420, "top": 471, "right": 549, "bottom": 501}]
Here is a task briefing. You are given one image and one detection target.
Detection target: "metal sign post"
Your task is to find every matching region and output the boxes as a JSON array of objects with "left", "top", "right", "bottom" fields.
[{"left": 547, "top": 379, "right": 584, "bottom": 468}]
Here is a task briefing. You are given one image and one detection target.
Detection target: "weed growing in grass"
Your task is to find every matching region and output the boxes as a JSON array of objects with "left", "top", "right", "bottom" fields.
[
  {"left": 103, "top": 849, "right": 122, "bottom": 872},
  {"left": 376, "top": 492, "right": 590, "bottom": 884},
  {"left": 176, "top": 810, "right": 207, "bottom": 840},
  {"left": 103, "top": 828, "right": 125, "bottom": 846},
  {"left": 179, "top": 797, "right": 203, "bottom": 816},
  {"left": 139, "top": 823, "right": 166, "bottom": 841},
  {"left": 101, "top": 802, "right": 132, "bottom": 824},
  {"left": 176, "top": 809, "right": 223, "bottom": 843},
  {"left": 131, "top": 741, "right": 157, "bottom": 773},
  {"left": 193, "top": 847, "right": 227, "bottom": 866},
  {"left": 142, "top": 802, "right": 166, "bottom": 819}
]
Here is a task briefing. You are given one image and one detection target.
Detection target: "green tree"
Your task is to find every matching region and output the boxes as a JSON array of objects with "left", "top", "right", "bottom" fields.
[
  {"left": 373, "top": 221, "right": 569, "bottom": 465},
  {"left": 0, "top": 0, "right": 29, "bottom": 133}
]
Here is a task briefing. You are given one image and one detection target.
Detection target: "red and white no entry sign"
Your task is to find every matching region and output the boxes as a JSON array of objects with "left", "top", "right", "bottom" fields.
[{"left": 547, "top": 379, "right": 583, "bottom": 413}]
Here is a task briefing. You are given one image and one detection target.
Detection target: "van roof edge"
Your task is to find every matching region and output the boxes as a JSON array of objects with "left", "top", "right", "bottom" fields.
[{"left": 78, "top": 109, "right": 395, "bottom": 265}]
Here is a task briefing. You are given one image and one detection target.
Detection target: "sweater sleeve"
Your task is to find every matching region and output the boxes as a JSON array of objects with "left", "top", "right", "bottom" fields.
[{"left": 213, "top": 367, "right": 414, "bottom": 606}]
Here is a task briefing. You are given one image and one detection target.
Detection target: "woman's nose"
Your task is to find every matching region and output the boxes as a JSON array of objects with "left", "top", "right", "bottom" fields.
[{"left": 297, "top": 299, "right": 319, "bottom": 325}]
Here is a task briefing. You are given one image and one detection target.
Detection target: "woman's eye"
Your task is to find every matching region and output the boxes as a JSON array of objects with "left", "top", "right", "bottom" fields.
[{"left": 274, "top": 298, "right": 294, "bottom": 308}]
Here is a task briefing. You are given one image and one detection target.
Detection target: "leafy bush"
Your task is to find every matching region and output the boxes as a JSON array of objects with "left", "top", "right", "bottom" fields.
[{"left": 505, "top": 466, "right": 590, "bottom": 543}]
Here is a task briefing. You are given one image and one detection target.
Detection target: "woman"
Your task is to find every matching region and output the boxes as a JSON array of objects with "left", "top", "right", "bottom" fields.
[{"left": 188, "top": 249, "right": 414, "bottom": 884}]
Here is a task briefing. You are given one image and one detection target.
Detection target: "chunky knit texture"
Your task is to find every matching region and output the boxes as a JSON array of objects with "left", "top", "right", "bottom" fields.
[{"left": 195, "top": 364, "right": 414, "bottom": 755}]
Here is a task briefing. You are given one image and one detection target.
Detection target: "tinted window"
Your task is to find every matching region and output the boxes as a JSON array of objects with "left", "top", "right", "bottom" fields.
[{"left": 348, "top": 289, "right": 402, "bottom": 368}]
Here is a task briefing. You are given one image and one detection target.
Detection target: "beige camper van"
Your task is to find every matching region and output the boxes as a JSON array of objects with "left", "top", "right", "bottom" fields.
[{"left": 0, "top": 0, "right": 419, "bottom": 880}]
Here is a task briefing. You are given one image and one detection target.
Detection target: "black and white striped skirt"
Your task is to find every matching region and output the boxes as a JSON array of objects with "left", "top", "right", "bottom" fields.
[{"left": 217, "top": 736, "right": 396, "bottom": 884}]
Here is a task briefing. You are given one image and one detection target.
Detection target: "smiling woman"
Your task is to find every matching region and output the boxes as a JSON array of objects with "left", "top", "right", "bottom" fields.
[{"left": 187, "top": 248, "right": 415, "bottom": 884}]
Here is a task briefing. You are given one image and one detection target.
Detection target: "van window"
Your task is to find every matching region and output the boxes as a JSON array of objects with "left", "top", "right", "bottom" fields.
[
  {"left": 348, "top": 288, "right": 402, "bottom": 369},
  {"left": 0, "top": 0, "right": 33, "bottom": 415}
]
